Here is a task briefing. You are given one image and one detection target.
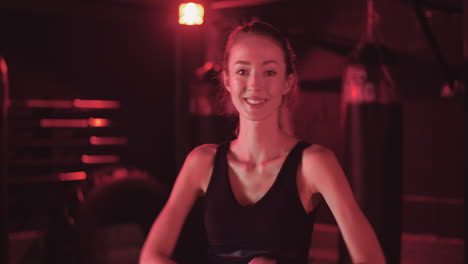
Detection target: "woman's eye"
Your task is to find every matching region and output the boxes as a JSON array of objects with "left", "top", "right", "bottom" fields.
[
  {"left": 266, "top": 70, "right": 277, "bottom": 76},
  {"left": 236, "top": 69, "right": 247, "bottom": 76}
]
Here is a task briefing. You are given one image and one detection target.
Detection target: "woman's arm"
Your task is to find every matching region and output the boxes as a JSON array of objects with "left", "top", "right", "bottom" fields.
[
  {"left": 139, "top": 145, "right": 216, "bottom": 264},
  {"left": 302, "top": 145, "right": 386, "bottom": 264}
]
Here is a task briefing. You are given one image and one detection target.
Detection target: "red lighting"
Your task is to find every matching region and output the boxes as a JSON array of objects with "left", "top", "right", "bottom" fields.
[
  {"left": 90, "top": 136, "right": 128, "bottom": 145},
  {"left": 73, "top": 99, "right": 120, "bottom": 109},
  {"left": 81, "top": 155, "right": 120, "bottom": 164},
  {"left": 40, "top": 119, "right": 88, "bottom": 128},
  {"left": 25, "top": 99, "right": 120, "bottom": 109},
  {"left": 179, "top": 2, "right": 204, "bottom": 25},
  {"left": 88, "top": 118, "right": 110, "bottom": 127},
  {"left": 26, "top": 99, "right": 73, "bottom": 108},
  {"left": 40, "top": 118, "right": 111, "bottom": 128},
  {"left": 58, "top": 171, "right": 87, "bottom": 181}
]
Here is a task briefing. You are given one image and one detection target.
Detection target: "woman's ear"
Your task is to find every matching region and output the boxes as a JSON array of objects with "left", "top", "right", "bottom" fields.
[
  {"left": 222, "top": 71, "right": 231, "bottom": 92},
  {"left": 283, "top": 73, "right": 295, "bottom": 95}
]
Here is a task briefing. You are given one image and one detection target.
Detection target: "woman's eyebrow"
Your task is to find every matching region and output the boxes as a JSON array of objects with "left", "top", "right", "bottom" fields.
[
  {"left": 263, "top": 60, "right": 279, "bottom": 65},
  {"left": 234, "top": 61, "right": 250, "bottom": 65},
  {"left": 234, "top": 60, "right": 279, "bottom": 65}
]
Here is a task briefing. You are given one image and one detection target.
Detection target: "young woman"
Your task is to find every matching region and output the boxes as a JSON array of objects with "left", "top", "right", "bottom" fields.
[{"left": 140, "top": 21, "right": 385, "bottom": 264}]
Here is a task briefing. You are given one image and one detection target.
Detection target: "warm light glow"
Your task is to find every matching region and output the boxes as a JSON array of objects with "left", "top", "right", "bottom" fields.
[
  {"left": 351, "top": 84, "right": 359, "bottom": 100},
  {"left": 25, "top": 99, "right": 120, "bottom": 109},
  {"left": 73, "top": 99, "right": 120, "bottom": 109},
  {"left": 81, "top": 155, "right": 120, "bottom": 164},
  {"left": 179, "top": 2, "right": 204, "bottom": 25},
  {"left": 58, "top": 171, "right": 87, "bottom": 181},
  {"left": 90, "top": 136, "right": 128, "bottom": 145},
  {"left": 88, "top": 118, "right": 110, "bottom": 127},
  {"left": 40, "top": 118, "right": 111, "bottom": 127}
]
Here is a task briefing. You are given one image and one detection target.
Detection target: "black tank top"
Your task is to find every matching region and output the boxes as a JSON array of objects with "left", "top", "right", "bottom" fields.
[{"left": 204, "top": 141, "right": 318, "bottom": 264}]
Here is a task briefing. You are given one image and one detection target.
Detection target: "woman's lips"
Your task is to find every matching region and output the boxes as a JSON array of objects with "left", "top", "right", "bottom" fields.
[{"left": 244, "top": 97, "right": 267, "bottom": 108}]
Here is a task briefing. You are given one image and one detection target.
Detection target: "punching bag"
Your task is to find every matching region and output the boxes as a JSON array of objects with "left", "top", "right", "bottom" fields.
[
  {"left": 338, "top": 0, "right": 402, "bottom": 262},
  {"left": 339, "top": 44, "right": 403, "bottom": 263}
]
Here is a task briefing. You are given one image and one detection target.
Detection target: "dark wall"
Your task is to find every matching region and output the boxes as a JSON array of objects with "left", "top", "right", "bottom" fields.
[
  {"left": 1, "top": 5, "right": 178, "bottom": 182},
  {"left": 292, "top": 91, "right": 464, "bottom": 238}
]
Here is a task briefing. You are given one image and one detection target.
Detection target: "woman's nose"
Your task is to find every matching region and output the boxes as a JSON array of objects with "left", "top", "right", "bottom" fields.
[{"left": 247, "top": 71, "right": 263, "bottom": 91}]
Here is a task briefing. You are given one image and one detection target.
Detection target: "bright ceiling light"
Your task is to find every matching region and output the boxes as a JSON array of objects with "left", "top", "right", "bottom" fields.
[{"left": 179, "top": 2, "right": 204, "bottom": 25}]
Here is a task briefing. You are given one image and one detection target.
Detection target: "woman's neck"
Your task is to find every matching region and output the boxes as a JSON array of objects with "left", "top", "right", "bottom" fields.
[{"left": 232, "top": 113, "right": 296, "bottom": 164}]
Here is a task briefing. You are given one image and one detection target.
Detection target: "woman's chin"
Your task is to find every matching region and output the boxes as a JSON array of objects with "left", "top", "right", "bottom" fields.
[{"left": 240, "top": 111, "right": 276, "bottom": 122}]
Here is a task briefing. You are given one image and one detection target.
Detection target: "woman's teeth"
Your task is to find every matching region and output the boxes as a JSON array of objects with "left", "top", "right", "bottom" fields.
[{"left": 245, "top": 98, "right": 267, "bottom": 105}]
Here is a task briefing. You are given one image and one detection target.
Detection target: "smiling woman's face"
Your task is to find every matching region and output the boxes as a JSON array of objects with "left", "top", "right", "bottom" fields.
[{"left": 223, "top": 33, "right": 294, "bottom": 122}]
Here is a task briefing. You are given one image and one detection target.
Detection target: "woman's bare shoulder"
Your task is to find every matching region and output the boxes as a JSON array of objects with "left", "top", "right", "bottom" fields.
[
  {"left": 184, "top": 144, "right": 219, "bottom": 193},
  {"left": 188, "top": 144, "right": 218, "bottom": 162},
  {"left": 301, "top": 144, "right": 340, "bottom": 178},
  {"left": 303, "top": 143, "right": 335, "bottom": 159},
  {"left": 301, "top": 143, "right": 347, "bottom": 193}
]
